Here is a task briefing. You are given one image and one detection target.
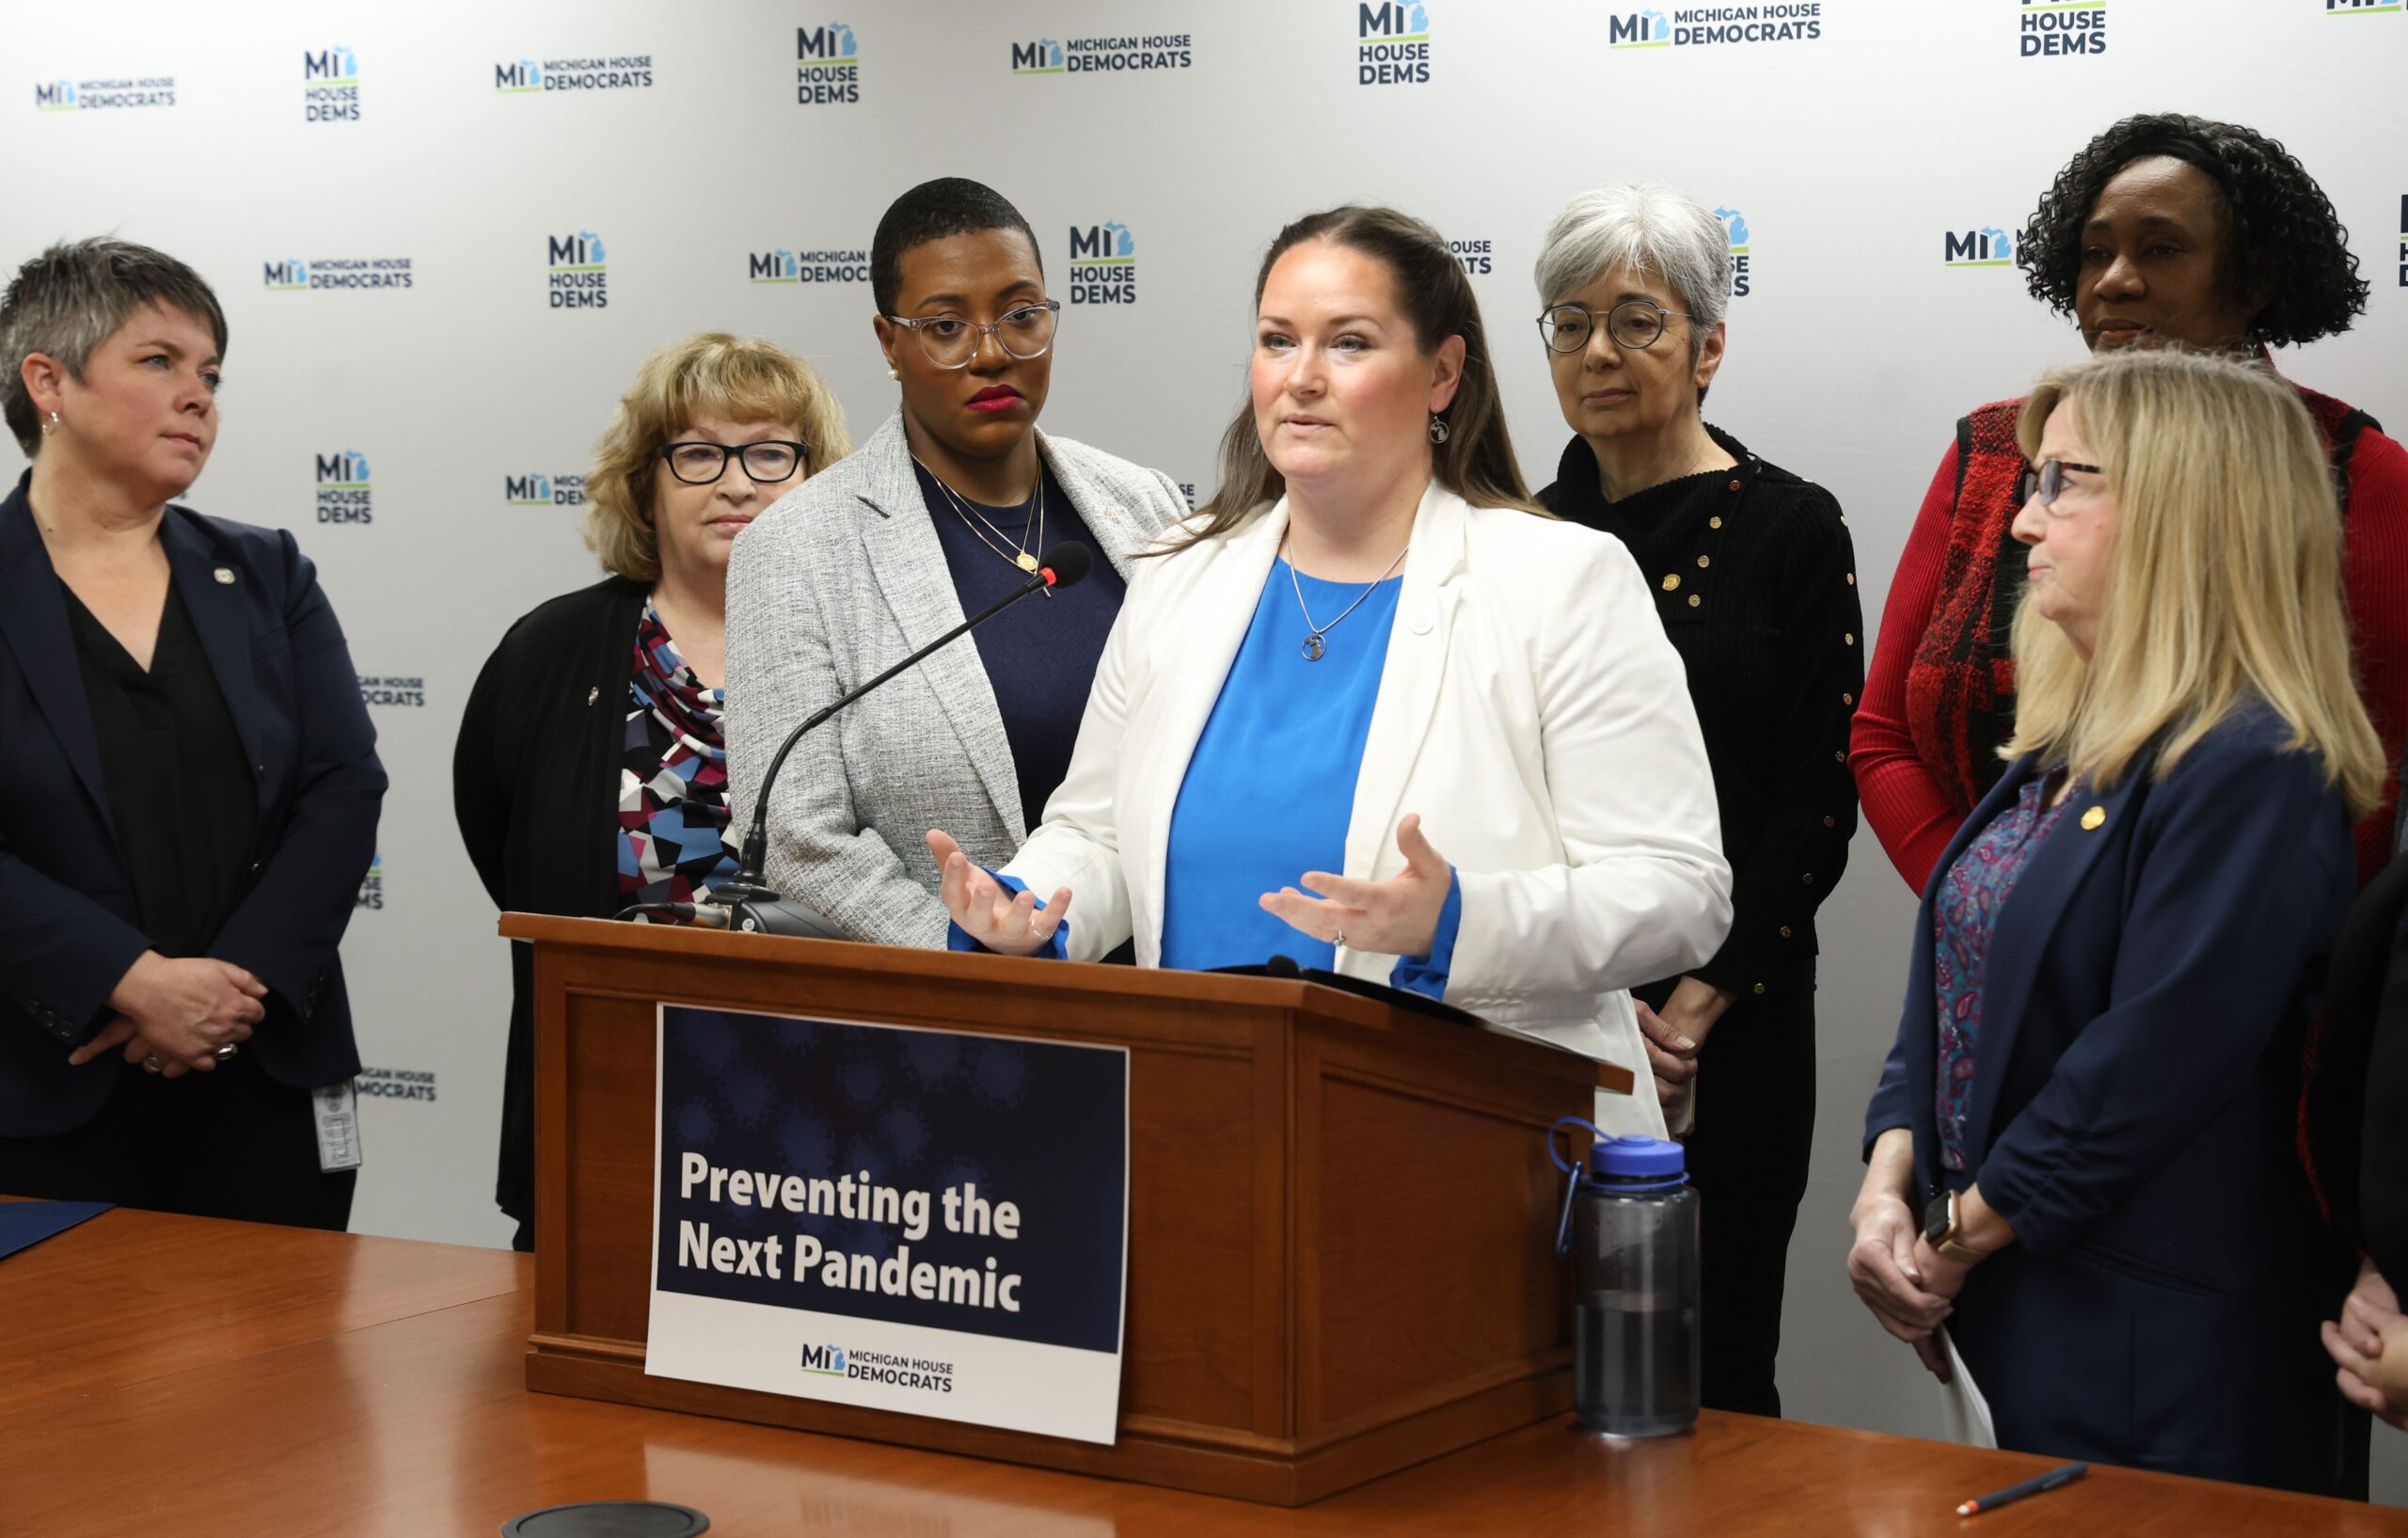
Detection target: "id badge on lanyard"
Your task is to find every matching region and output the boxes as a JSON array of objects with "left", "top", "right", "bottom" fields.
[{"left": 311, "top": 1081, "right": 362, "bottom": 1173}]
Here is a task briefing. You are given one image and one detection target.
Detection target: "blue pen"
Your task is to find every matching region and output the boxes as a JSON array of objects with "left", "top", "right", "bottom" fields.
[{"left": 1956, "top": 1461, "right": 2087, "bottom": 1517}]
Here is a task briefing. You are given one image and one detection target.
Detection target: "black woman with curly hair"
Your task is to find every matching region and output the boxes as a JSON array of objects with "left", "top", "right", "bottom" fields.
[{"left": 1852, "top": 113, "right": 2408, "bottom": 895}]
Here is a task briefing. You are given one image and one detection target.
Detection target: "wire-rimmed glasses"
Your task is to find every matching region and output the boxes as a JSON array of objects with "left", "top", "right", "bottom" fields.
[
  {"left": 885, "top": 299, "right": 1062, "bottom": 369},
  {"left": 1536, "top": 298, "right": 1690, "bottom": 355}
]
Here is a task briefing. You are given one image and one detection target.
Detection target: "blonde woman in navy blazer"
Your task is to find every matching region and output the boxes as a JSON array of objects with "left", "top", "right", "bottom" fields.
[{"left": 1851, "top": 349, "right": 2385, "bottom": 1494}]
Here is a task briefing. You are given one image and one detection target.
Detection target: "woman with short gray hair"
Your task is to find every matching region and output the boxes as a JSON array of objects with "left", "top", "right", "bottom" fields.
[
  {"left": 1531, "top": 182, "right": 1861, "bottom": 1416},
  {"left": 0, "top": 237, "right": 385, "bottom": 1229}
]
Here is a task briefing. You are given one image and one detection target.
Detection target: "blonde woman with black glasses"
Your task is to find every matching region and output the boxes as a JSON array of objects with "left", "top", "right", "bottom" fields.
[
  {"left": 726, "top": 178, "right": 1185, "bottom": 950},
  {"left": 454, "top": 330, "right": 848, "bottom": 1249},
  {"left": 1850, "top": 347, "right": 2385, "bottom": 1494}
]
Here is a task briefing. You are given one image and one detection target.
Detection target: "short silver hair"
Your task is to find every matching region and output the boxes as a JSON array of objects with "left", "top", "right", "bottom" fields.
[
  {"left": 1532, "top": 183, "right": 1732, "bottom": 362},
  {"left": 0, "top": 237, "right": 227, "bottom": 455}
]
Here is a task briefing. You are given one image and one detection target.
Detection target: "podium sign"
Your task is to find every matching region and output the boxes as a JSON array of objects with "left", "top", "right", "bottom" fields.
[{"left": 644, "top": 1004, "right": 1130, "bottom": 1444}]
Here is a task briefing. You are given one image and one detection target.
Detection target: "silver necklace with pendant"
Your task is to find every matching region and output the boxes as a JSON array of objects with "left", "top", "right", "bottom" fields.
[{"left": 1288, "top": 534, "right": 1409, "bottom": 661}]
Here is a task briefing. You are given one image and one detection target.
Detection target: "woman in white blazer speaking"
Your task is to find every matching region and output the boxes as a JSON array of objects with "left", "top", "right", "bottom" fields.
[{"left": 929, "top": 206, "right": 1732, "bottom": 1134}]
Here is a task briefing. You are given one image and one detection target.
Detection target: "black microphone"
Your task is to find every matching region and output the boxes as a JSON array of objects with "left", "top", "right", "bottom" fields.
[{"left": 689, "top": 541, "right": 1097, "bottom": 937}]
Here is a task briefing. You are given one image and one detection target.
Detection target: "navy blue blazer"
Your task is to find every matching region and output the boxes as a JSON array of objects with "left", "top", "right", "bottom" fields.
[
  {"left": 1864, "top": 705, "right": 2358, "bottom": 1489},
  {"left": 0, "top": 474, "right": 386, "bottom": 1137}
]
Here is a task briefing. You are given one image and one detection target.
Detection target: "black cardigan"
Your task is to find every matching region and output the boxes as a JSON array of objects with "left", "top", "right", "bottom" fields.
[
  {"left": 452, "top": 575, "right": 647, "bottom": 1226},
  {"left": 1538, "top": 426, "right": 1861, "bottom": 998}
]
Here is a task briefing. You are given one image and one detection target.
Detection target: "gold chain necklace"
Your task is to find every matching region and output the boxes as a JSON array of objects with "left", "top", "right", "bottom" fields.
[{"left": 915, "top": 456, "right": 1044, "bottom": 575}]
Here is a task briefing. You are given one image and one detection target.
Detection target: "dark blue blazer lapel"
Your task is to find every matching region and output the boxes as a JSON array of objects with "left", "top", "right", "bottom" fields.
[
  {"left": 1958, "top": 761, "right": 2147, "bottom": 1161},
  {"left": 159, "top": 508, "right": 266, "bottom": 816},
  {"left": 0, "top": 479, "right": 114, "bottom": 832}
]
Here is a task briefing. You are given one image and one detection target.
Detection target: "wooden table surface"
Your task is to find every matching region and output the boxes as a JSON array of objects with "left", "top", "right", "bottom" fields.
[{"left": 5, "top": 1208, "right": 2406, "bottom": 1537}]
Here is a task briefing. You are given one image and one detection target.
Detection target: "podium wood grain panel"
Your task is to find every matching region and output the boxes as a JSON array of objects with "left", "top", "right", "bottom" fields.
[
  {"left": 505, "top": 914, "right": 1621, "bottom": 1503},
  {"left": 6, "top": 1216, "right": 2406, "bottom": 1538}
]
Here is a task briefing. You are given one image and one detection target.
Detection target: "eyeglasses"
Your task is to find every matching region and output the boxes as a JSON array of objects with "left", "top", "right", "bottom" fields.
[
  {"left": 2020, "top": 458, "right": 2102, "bottom": 514},
  {"left": 885, "top": 300, "right": 1063, "bottom": 370},
  {"left": 658, "top": 440, "right": 810, "bottom": 486},
  {"left": 1536, "top": 298, "right": 1690, "bottom": 355}
]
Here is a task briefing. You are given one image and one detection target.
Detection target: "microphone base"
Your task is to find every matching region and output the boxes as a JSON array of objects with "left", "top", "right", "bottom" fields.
[{"left": 718, "top": 896, "right": 849, "bottom": 940}]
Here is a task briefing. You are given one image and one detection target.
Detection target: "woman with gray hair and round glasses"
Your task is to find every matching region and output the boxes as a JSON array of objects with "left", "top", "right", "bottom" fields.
[{"left": 1531, "top": 182, "right": 1861, "bottom": 1417}]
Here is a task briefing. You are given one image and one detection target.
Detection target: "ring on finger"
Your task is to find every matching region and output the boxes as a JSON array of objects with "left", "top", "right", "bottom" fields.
[
  {"left": 214, "top": 1043, "right": 238, "bottom": 1060},
  {"left": 141, "top": 1054, "right": 164, "bottom": 1073}
]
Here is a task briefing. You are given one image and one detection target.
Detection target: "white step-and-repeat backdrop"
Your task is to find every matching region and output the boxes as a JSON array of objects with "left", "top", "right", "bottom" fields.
[{"left": 7, "top": 0, "right": 2404, "bottom": 1478}]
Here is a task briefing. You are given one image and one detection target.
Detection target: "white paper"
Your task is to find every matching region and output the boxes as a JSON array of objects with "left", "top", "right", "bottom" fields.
[{"left": 1936, "top": 1325, "right": 1997, "bottom": 1448}]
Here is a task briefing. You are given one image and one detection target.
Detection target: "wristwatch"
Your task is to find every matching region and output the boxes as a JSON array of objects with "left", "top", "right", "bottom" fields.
[{"left": 1923, "top": 1190, "right": 1988, "bottom": 1266}]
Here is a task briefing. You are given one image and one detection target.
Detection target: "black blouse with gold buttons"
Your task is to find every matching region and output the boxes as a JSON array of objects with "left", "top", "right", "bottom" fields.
[{"left": 1539, "top": 424, "right": 1862, "bottom": 997}]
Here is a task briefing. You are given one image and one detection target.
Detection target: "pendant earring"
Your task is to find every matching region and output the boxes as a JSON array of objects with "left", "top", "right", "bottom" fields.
[
  {"left": 1428, "top": 414, "right": 1450, "bottom": 445},
  {"left": 42, "top": 409, "right": 59, "bottom": 436}
]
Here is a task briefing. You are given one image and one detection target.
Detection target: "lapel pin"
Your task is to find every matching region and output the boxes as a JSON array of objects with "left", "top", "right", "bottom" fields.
[
  {"left": 213, "top": 565, "right": 237, "bottom": 585},
  {"left": 2081, "top": 806, "right": 2106, "bottom": 832}
]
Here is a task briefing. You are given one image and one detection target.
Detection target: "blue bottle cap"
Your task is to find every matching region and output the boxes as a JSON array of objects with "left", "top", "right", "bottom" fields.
[{"left": 1588, "top": 1135, "right": 1687, "bottom": 1181}]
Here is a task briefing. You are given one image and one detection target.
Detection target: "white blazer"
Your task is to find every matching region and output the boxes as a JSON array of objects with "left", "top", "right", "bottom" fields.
[{"left": 1004, "top": 483, "right": 1733, "bottom": 1136}]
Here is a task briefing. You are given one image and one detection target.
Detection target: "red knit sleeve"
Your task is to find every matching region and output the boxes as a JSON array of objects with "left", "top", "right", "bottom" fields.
[
  {"left": 1850, "top": 439, "right": 1966, "bottom": 892},
  {"left": 2343, "top": 425, "right": 2408, "bottom": 886}
]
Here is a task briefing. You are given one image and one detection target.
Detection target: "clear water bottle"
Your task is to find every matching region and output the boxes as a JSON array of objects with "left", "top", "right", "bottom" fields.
[{"left": 1552, "top": 1121, "right": 1700, "bottom": 1436}]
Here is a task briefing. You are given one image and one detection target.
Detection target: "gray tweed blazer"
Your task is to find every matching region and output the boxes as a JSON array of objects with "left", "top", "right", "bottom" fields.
[{"left": 724, "top": 411, "right": 1186, "bottom": 947}]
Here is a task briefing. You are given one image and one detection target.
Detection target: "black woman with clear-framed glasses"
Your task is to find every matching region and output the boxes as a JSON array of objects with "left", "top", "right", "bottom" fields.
[
  {"left": 721, "top": 177, "right": 1186, "bottom": 952},
  {"left": 452, "top": 330, "right": 849, "bottom": 1250},
  {"left": 1529, "top": 182, "right": 1861, "bottom": 1420}
]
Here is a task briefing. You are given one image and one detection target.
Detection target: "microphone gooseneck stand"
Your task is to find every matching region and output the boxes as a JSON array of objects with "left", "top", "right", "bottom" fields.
[{"left": 614, "top": 542, "right": 1096, "bottom": 936}]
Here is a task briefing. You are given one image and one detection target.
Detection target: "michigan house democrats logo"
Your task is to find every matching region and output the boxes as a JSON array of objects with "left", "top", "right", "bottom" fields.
[
  {"left": 315, "top": 451, "right": 372, "bottom": 525},
  {"left": 507, "top": 472, "right": 587, "bottom": 507},
  {"left": 356, "top": 675, "right": 425, "bottom": 707},
  {"left": 1718, "top": 207, "right": 1752, "bottom": 296},
  {"left": 801, "top": 1343, "right": 849, "bottom": 1376},
  {"left": 264, "top": 258, "right": 413, "bottom": 293},
  {"left": 1608, "top": 9, "right": 1671, "bottom": 46},
  {"left": 2020, "top": 0, "right": 2105, "bottom": 56},
  {"left": 495, "top": 55, "right": 655, "bottom": 93},
  {"left": 547, "top": 232, "right": 608, "bottom": 309},
  {"left": 1449, "top": 238, "right": 1493, "bottom": 276},
  {"left": 2327, "top": 0, "right": 2402, "bottom": 14},
  {"left": 1609, "top": 5, "right": 1823, "bottom": 48},
  {"left": 1009, "top": 39, "right": 1065, "bottom": 73},
  {"left": 797, "top": 23, "right": 858, "bottom": 103},
  {"left": 1069, "top": 222, "right": 1135, "bottom": 305},
  {"left": 1944, "top": 226, "right": 2018, "bottom": 268},
  {"left": 800, "top": 1343, "right": 955, "bottom": 1394},
  {"left": 34, "top": 75, "right": 177, "bottom": 111},
  {"left": 749, "top": 247, "right": 869, "bottom": 284},
  {"left": 304, "top": 45, "right": 360, "bottom": 119},
  {"left": 1012, "top": 34, "right": 1191, "bottom": 73},
  {"left": 1358, "top": 3, "right": 1431, "bottom": 84},
  {"left": 356, "top": 852, "right": 384, "bottom": 911}
]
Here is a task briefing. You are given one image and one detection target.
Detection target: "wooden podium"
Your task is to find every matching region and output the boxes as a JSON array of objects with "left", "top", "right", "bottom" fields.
[{"left": 505, "top": 915, "right": 1627, "bottom": 1506}]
